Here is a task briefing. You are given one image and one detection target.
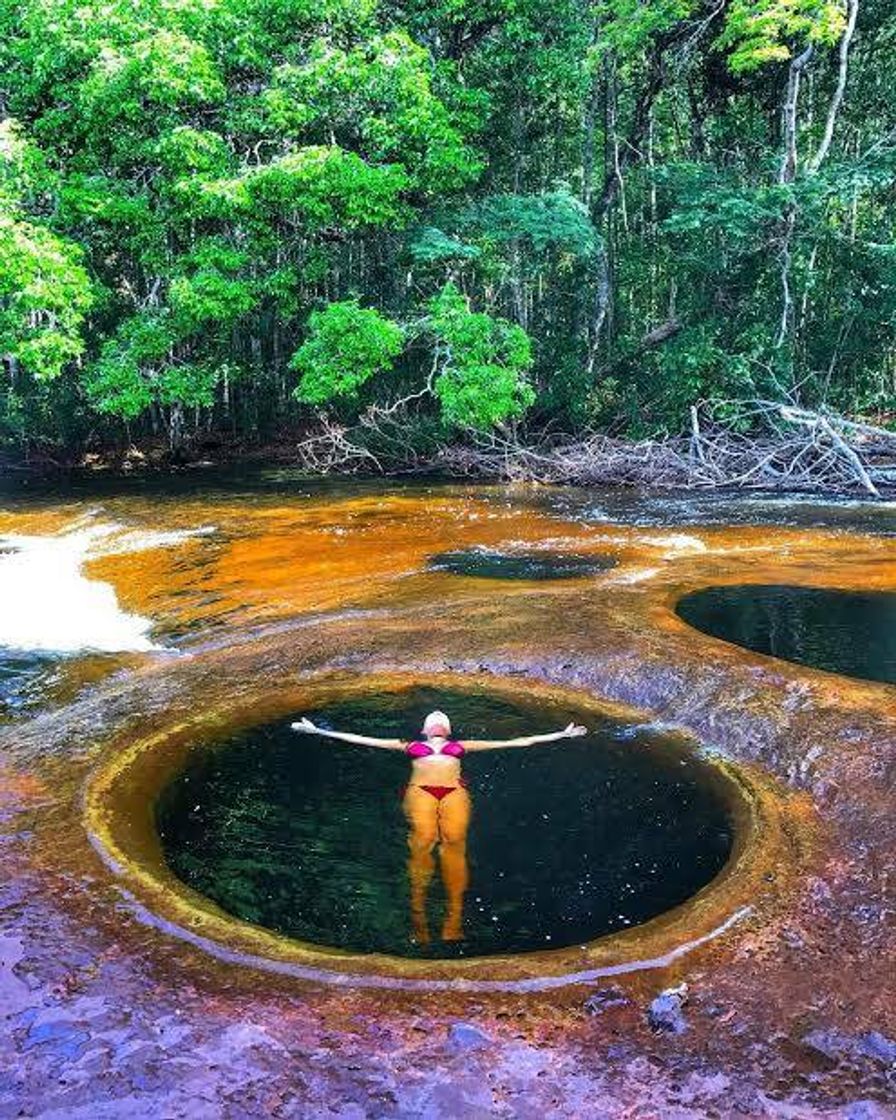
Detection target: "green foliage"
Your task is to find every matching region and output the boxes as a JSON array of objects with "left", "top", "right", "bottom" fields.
[
  {"left": 291, "top": 301, "right": 405, "bottom": 404},
  {"left": 168, "top": 242, "right": 256, "bottom": 333},
  {"left": 155, "top": 128, "right": 232, "bottom": 177},
  {"left": 0, "top": 118, "right": 94, "bottom": 382},
  {"left": 263, "top": 32, "right": 483, "bottom": 192},
  {"left": 0, "top": 214, "right": 93, "bottom": 381},
  {"left": 594, "top": 0, "right": 696, "bottom": 56},
  {"left": 427, "top": 284, "right": 534, "bottom": 428},
  {"left": 659, "top": 164, "right": 791, "bottom": 249},
  {"left": 83, "top": 313, "right": 175, "bottom": 418},
  {"left": 0, "top": 0, "right": 892, "bottom": 454},
  {"left": 718, "top": 0, "right": 847, "bottom": 72},
  {"left": 462, "top": 191, "right": 598, "bottom": 256},
  {"left": 182, "top": 147, "right": 411, "bottom": 228},
  {"left": 408, "top": 227, "right": 482, "bottom": 264},
  {"left": 0, "top": 119, "right": 55, "bottom": 208}
]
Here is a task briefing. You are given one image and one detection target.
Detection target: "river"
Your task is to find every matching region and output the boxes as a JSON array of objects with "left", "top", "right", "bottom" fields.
[{"left": 1, "top": 468, "right": 894, "bottom": 1114}]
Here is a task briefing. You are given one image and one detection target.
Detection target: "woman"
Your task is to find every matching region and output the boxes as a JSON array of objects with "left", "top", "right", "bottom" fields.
[{"left": 291, "top": 709, "right": 587, "bottom": 945}]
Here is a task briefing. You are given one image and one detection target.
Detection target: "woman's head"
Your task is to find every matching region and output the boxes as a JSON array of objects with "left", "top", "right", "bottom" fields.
[{"left": 422, "top": 710, "right": 451, "bottom": 739}]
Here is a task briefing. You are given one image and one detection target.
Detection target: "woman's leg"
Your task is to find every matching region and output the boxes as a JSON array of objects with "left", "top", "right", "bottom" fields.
[
  {"left": 403, "top": 786, "right": 439, "bottom": 944},
  {"left": 437, "top": 788, "right": 471, "bottom": 941}
]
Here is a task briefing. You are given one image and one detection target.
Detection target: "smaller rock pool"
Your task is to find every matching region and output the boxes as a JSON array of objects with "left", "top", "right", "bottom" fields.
[
  {"left": 676, "top": 585, "right": 896, "bottom": 686},
  {"left": 428, "top": 548, "right": 616, "bottom": 580}
]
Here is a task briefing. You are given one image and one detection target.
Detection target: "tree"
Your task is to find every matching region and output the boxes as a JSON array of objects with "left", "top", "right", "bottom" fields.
[
  {"left": 291, "top": 301, "right": 405, "bottom": 405},
  {"left": 0, "top": 0, "right": 892, "bottom": 458}
]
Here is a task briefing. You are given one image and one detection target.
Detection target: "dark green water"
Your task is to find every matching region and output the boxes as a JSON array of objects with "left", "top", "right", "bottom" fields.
[
  {"left": 677, "top": 585, "right": 896, "bottom": 685},
  {"left": 429, "top": 548, "right": 615, "bottom": 580},
  {"left": 156, "top": 687, "right": 734, "bottom": 958}
]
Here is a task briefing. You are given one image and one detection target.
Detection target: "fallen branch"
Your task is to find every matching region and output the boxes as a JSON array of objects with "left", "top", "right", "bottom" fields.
[{"left": 291, "top": 399, "right": 896, "bottom": 497}]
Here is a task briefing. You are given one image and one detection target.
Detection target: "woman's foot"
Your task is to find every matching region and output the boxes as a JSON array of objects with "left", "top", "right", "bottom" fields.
[{"left": 441, "top": 914, "right": 464, "bottom": 942}]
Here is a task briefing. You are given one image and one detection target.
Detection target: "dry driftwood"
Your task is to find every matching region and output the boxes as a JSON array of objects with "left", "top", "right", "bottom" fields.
[{"left": 293, "top": 399, "right": 896, "bottom": 497}]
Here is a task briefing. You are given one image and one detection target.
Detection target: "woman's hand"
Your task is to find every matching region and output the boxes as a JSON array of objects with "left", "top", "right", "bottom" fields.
[
  {"left": 563, "top": 722, "right": 588, "bottom": 738},
  {"left": 290, "top": 717, "right": 320, "bottom": 735}
]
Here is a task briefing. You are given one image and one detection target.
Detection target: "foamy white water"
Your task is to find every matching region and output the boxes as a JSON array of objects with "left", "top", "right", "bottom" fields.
[
  {"left": 605, "top": 566, "right": 662, "bottom": 585},
  {"left": 0, "top": 520, "right": 214, "bottom": 655}
]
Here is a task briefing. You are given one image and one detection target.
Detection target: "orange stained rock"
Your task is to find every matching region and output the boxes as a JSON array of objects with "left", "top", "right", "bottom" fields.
[{"left": 0, "top": 481, "right": 892, "bottom": 996}]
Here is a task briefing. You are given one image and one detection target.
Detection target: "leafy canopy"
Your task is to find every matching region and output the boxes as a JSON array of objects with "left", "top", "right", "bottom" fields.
[
  {"left": 291, "top": 301, "right": 405, "bottom": 405},
  {"left": 0, "top": 122, "right": 93, "bottom": 381},
  {"left": 428, "top": 284, "right": 534, "bottom": 429},
  {"left": 718, "top": 0, "right": 847, "bottom": 72}
]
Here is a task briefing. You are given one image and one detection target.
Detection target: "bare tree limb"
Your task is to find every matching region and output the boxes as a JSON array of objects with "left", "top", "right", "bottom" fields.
[{"left": 809, "top": 0, "right": 860, "bottom": 173}]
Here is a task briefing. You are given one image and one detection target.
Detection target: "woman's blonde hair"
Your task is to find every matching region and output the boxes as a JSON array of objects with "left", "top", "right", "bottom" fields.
[{"left": 422, "top": 710, "right": 451, "bottom": 737}]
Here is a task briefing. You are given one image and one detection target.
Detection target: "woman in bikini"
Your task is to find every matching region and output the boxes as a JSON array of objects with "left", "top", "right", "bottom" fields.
[{"left": 291, "top": 709, "right": 586, "bottom": 945}]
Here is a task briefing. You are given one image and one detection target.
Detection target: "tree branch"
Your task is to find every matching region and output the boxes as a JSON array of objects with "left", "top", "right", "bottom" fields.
[{"left": 809, "top": 0, "right": 860, "bottom": 173}]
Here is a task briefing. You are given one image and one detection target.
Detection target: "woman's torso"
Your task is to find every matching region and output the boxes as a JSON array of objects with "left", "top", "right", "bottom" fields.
[{"left": 406, "top": 737, "right": 464, "bottom": 786}]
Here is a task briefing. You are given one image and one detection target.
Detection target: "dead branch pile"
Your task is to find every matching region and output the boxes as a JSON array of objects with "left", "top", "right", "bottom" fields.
[
  {"left": 294, "top": 399, "right": 896, "bottom": 497},
  {"left": 440, "top": 401, "right": 896, "bottom": 496}
]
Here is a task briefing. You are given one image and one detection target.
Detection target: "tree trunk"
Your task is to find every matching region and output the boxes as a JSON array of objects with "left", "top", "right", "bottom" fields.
[
  {"left": 809, "top": 0, "right": 860, "bottom": 173},
  {"left": 779, "top": 44, "right": 815, "bottom": 185},
  {"left": 775, "top": 43, "right": 815, "bottom": 352}
]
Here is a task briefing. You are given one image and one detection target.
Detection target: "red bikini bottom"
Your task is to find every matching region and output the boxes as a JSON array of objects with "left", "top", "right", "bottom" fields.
[
  {"left": 402, "top": 779, "right": 467, "bottom": 802},
  {"left": 419, "top": 785, "right": 457, "bottom": 801}
]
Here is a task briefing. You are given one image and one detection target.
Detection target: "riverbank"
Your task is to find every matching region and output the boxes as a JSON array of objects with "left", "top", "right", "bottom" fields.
[{"left": 5, "top": 401, "right": 895, "bottom": 500}]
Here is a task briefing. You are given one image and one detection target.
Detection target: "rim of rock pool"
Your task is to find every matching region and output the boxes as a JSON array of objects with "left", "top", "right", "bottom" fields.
[{"left": 84, "top": 672, "right": 788, "bottom": 991}]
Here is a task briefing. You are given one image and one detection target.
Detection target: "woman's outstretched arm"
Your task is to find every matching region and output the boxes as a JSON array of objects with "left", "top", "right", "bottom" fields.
[
  {"left": 290, "top": 717, "right": 405, "bottom": 749},
  {"left": 462, "top": 723, "right": 588, "bottom": 750}
]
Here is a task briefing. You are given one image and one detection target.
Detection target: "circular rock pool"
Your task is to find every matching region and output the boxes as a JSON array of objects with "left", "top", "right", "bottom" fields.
[
  {"left": 154, "top": 686, "right": 735, "bottom": 959},
  {"left": 676, "top": 584, "right": 896, "bottom": 686},
  {"left": 428, "top": 548, "right": 615, "bottom": 580}
]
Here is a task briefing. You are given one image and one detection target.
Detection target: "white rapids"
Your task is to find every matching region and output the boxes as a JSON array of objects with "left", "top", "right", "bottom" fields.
[{"left": 0, "top": 518, "right": 213, "bottom": 655}]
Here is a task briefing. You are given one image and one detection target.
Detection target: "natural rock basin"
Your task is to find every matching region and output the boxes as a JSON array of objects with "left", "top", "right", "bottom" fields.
[
  {"left": 2, "top": 472, "right": 894, "bottom": 1113},
  {"left": 676, "top": 584, "right": 896, "bottom": 685},
  {"left": 429, "top": 548, "right": 615, "bottom": 580},
  {"left": 155, "top": 686, "right": 734, "bottom": 959}
]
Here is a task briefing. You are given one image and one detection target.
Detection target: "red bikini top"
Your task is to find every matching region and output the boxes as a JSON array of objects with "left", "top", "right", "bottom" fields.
[{"left": 406, "top": 739, "right": 465, "bottom": 759}]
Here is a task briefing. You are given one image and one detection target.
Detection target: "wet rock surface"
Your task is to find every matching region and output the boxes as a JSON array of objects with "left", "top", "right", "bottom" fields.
[
  {"left": 647, "top": 984, "right": 689, "bottom": 1034},
  {"left": 583, "top": 987, "right": 630, "bottom": 1017},
  {"left": 0, "top": 480, "right": 895, "bottom": 1116}
]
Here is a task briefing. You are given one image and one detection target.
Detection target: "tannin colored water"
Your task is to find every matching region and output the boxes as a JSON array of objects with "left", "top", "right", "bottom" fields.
[
  {"left": 156, "top": 687, "right": 735, "bottom": 959},
  {"left": 676, "top": 585, "right": 896, "bottom": 686}
]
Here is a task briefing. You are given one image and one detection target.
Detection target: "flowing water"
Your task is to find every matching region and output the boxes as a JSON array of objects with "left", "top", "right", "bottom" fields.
[{"left": 1, "top": 467, "right": 893, "bottom": 967}]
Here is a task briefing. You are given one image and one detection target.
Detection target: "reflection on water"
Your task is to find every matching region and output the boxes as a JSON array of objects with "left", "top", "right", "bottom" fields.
[
  {"left": 156, "top": 688, "right": 734, "bottom": 958},
  {"left": 677, "top": 585, "right": 896, "bottom": 685},
  {"left": 429, "top": 548, "right": 615, "bottom": 580}
]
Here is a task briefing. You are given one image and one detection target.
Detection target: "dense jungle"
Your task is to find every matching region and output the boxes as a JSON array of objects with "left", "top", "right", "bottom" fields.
[{"left": 1, "top": 0, "right": 894, "bottom": 480}]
